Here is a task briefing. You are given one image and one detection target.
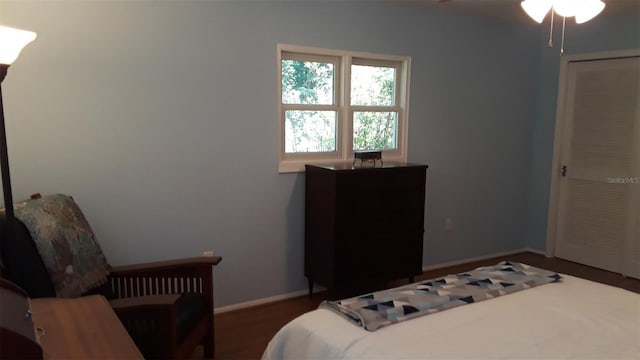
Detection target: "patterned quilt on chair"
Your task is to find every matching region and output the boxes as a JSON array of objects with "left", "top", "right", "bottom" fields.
[
  {"left": 13, "top": 194, "right": 111, "bottom": 297},
  {"left": 321, "top": 261, "right": 562, "bottom": 331}
]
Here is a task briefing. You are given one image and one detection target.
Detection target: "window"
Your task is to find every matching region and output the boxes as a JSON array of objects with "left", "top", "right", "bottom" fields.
[{"left": 278, "top": 44, "right": 411, "bottom": 172}]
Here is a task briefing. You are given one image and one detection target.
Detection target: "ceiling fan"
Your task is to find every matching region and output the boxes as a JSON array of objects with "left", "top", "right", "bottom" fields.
[
  {"left": 435, "top": 0, "right": 606, "bottom": 54},
  {"left": 436, "top": 0, "right": 605, "bottom": 23}
]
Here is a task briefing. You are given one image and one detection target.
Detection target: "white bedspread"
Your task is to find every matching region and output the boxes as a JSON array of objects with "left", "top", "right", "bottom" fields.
[{"left": 263, "top": 275, "right": 640, "bottom": 359}]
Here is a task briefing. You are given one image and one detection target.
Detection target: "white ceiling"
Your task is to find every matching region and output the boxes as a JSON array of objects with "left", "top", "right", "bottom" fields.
[{"left": 395, "top": 0, "right": 640, "bottom": 23}]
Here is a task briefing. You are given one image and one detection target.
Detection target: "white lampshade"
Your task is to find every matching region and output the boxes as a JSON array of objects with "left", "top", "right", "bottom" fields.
[
  {"left": 0, "top": 25, "right": 37, "bottom": 65},
  {"left": 521, "top": 0, "right": 554, "bottom": 23},
  {"left": 553, "top": 0, "right": 582, "bottom": 17},
  {"left": 575, "top": 0, "right": 605, "bottom": 23}
]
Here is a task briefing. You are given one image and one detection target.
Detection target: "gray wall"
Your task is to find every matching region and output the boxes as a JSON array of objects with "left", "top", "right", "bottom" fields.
[
  {"left": 526, "top": 12, "right": 640, "bottom": 251},
  {"left": 1, "top": 1, "right": 539, "bottom": 307}
]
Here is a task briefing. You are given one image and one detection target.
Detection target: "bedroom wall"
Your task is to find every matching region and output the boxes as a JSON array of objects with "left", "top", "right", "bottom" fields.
[
  {"left": 526, "top": 11, "right": 640, "bottom": 251},
  {"left": 0, "top": 1, "right": 538, "bottom": 307}
]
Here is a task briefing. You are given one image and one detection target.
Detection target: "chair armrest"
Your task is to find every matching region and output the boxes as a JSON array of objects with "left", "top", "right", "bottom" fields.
[
  {"left": 111, "top": 294, "right": 183, "bottom": 358},
  {"left": 110, "top": 256, "right": 222, "bottom": 277},
  {"left": 110, "top": 294, "right": 182, "bottom": 312}
]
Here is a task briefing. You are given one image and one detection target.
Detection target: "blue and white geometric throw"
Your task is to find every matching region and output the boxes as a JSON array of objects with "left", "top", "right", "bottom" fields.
[{"left": 320, "top": 261, "right": 562, "bottom": 331}]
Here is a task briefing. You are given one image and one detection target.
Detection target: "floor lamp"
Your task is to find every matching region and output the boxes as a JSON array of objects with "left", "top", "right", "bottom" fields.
[{"left": 0, "top": 25, "right": 37, "bottom": 221}]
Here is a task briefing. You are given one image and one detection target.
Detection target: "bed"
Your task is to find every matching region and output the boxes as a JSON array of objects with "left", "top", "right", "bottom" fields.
[{"left": 263, "top": 264, "right": 640, "bottom": 360}]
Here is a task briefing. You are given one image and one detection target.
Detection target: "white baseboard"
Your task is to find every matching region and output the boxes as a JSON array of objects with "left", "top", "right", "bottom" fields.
[
  {"left": 214, "top": 286, "right": 326, "bottom": 314},
  {"left": 422, "top": 247, "right": 544, "bottom": 272},
  {"left": 523, "top": 247, "right": 546, "bottom": 256},
  {"left": 215, "top": 248, "right": 544, "bottom": 314}
]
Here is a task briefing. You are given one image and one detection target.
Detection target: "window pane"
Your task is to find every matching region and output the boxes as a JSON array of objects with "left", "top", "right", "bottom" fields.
[
  {"left": 282, "top": 60, "right": 334, "bottom": 105},
  {"left": 353, "top": 112, "right": 397, "bottom": 151},
  {"left": 351, "top": 65, "right": 395, "bottom": 106},
  {"left": 285, "top": 110, "right": 336, "bottom": 153}
]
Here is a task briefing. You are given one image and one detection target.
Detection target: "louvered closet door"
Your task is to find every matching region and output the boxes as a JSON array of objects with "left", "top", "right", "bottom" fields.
[{"left": 555, "top": 56, "right": 640, "bottom": 277}]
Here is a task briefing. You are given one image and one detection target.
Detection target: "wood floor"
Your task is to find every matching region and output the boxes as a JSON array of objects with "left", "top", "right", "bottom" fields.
[{"left": 212, "top": 252, "right": 640, "bottom": 360}]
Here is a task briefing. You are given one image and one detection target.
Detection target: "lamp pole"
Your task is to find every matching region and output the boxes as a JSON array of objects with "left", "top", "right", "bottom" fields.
[
  {"left": 0, "top": 25, "right": 37, "bottom": 220},
  {"left": 0, "top": 63, "right": 15, "bottom": 220}
]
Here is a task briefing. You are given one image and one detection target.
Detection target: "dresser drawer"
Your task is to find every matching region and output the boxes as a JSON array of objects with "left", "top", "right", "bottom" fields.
[
  {"left": 336, "top": 231, "right": 424, "bottom": 282},
  {"left": 337, "top": 210, "right": 424, "bottom": 236},
  {"left": 337, "top": 167, "right": 425, "bottom": 193},
  {"left": 339, "top": 189, "right": 424, "bottom": 213}
]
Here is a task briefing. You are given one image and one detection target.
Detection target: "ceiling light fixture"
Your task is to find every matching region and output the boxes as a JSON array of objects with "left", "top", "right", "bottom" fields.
[{"left": 521, "top": 0, "right": 605, "bottom": 54}]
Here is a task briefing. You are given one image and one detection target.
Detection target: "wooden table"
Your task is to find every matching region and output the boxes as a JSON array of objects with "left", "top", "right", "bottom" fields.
[{"left": 29, "top": 295, "right": 143, "bottom": 359}]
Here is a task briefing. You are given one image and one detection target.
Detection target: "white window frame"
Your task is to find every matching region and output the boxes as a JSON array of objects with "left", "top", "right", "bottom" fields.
[{"left": 277, "top": 44, "right": 411, "bottom": 173}]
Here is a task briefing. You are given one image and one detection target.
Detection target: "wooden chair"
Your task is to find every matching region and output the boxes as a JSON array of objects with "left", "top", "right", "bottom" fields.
[
  {"left": 0, "top": 212, "right": 222, "bottom": 359},
  {"left": 108, "top": 255, "right": 222, "bottom": 359}
]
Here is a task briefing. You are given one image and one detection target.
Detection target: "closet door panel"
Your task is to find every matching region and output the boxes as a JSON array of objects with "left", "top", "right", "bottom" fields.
[{"left": 555, "top": 57, "right": 640, "bottom": 275}]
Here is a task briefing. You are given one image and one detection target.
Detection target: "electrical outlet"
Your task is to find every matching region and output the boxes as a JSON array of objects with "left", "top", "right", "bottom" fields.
[{"left": 444, "top": 217, "right": 454, "bottom": 231}]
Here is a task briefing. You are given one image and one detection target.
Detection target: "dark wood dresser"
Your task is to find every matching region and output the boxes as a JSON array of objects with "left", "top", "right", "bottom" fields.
[{"left": 305, "top": 162, "right": 428, "bottom": 296}]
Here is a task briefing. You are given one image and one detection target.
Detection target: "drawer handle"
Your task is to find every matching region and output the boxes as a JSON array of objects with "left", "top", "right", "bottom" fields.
[{"left": 25, "top": 309, "right": 32, "bottom": 319}]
